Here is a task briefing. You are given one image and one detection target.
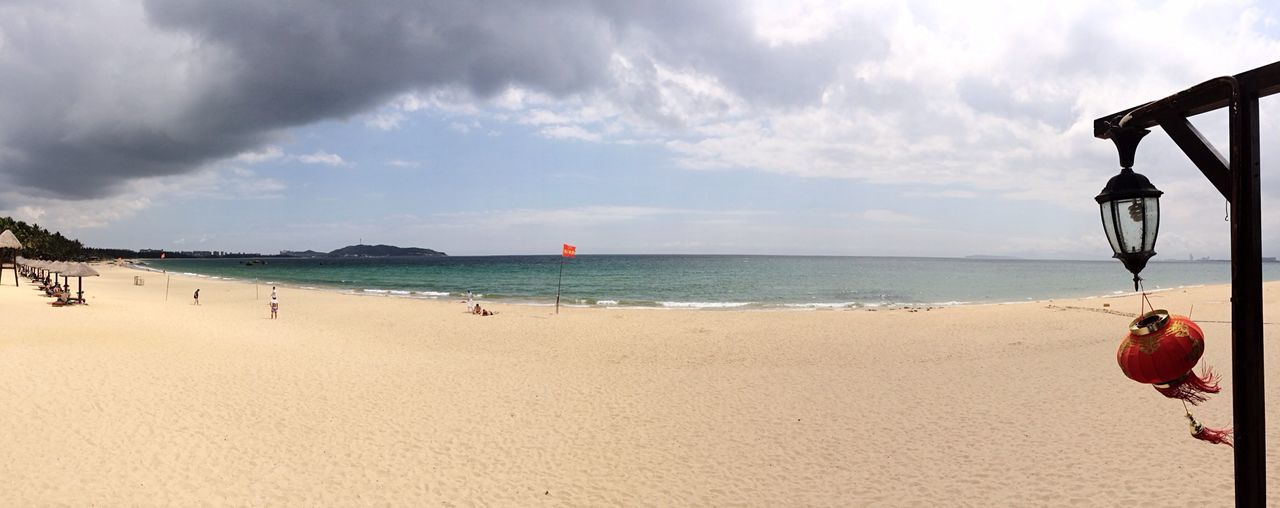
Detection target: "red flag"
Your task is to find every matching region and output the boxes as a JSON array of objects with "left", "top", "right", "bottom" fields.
[{"left": 562, "top": 244, "right": 576, "bottom": 258}]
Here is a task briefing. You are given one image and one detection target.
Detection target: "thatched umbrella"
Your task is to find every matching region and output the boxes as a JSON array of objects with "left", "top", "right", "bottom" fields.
[
  {"left": 37, "top": 260, "right": 52, "bottom": 283},
  {"left": 0, "top": 229, "right": 21, "bottom": 286},
  {"left": 36, "top": 260, "right": 52, "bottom": 286},
  {"left": 61, "top": 263, "right": 100, "bottom": 303},
  {"left": 19, "top": 257, "right": 33, "bottom": 279},
  {"left": 48, "top": 261, "right": 70, "bottom": 292}
]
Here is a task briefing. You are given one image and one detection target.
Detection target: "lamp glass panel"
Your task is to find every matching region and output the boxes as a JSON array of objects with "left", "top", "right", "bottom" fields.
[
  {"left": 1100, "top": 203, "right": 1123, "bottom": 254},
  {"left": 1141, "top": 197, "right": 1160, "bottom": 252},
  {"left": 1115, "top": 198, "right": 1147, "bottom": 254}
]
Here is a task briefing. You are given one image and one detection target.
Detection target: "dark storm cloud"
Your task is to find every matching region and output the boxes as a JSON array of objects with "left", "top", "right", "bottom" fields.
[{"left": 0, "top": 0, "right": 880, "bottom": 201}]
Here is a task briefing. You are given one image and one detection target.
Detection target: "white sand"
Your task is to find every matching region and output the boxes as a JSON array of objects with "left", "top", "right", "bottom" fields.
[{"left": 1, "top": 265, "right": 1277, "bottom": 505}]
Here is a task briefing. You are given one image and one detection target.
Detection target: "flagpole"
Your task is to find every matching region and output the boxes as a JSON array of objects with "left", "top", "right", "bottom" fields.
[{"left": 555, "top": 255, "right": 564, "bottom": 315}]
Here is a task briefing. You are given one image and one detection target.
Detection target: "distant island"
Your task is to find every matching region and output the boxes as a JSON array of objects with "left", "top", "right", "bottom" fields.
[
  {"left": 80, "top": 243, "right": 447, "bottom": 260},
  {"left": 283, "top": 244, "right": 447, "bottom": 258},
  {"left": 964, "top": 255, "right": 1021, "bottom": 260},
  {"left": 1183, "top": 254, "right": 1277, "bottom": 262}
]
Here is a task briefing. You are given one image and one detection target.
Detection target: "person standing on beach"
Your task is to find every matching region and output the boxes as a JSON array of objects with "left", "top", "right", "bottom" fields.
[
  {"left": 271, "top": 286, "right": 277, "bottom": 299},
  {"left": 270, "top": 295, "right": 278, "bottom": 319},
  {"left": 193, "top": 288, "right": 200, "bottom": 305}
]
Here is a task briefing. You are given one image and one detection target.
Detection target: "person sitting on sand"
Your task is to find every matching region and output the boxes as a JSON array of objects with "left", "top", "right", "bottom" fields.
[{"left": 472, "top": 303, "right": 496, "bottom": 316}]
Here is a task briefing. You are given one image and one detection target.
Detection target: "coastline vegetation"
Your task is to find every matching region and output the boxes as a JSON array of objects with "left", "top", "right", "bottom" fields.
[
  {"left": 1, "top": 217, "right": 444, "bottom": 260},
  {"left": 0, "top": 216, "right": 84, "bottom": 260}
]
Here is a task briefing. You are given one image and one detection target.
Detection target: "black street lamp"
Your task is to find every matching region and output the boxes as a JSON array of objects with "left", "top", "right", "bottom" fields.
[{"left": 1095, "top": 127, "right": 1162, "bottom": 290}]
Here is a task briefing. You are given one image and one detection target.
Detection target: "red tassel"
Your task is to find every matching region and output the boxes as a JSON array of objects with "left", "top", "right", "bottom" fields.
[
  {"left": 1187, "top": 413, "right": 1233, "bottom": 447},
  {"left": 1154, "top": 365, "right": 1221, "bottom": 405}
]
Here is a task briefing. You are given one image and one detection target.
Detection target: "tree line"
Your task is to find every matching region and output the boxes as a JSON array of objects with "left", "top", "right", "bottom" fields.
[
  {"left": 1, "top": 216, "right": 276, "bottom": 260},
  {"left": 0, "top": 216, "right": 85, "bottom": 260}
]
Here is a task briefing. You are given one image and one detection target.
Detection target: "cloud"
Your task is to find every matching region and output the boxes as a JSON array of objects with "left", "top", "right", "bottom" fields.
[
  {"left": 0, "top": 164, "right": 283, "bottom": 233},
  {"left": 904, "top": 189, "right": 979, "bottom": 199},
  {"left": 540, "top": 125, "right": 603, "bottom": 142},
  {"left": 364, "top": 113, "right": 405, "bottom": 130},
  {"left": 239, "top": 146, "right": 346, "bottom": 167},
  {"left": 429, "top": 206, "right": 766, "bottom": 229},
  {"left": 386, "top": 159, "right": 424, "bottom": 168},
  {"left": 448, "top": 120, "right": 482, "bottom": 133},
  {"left": 0, "top": 0, "right": 887, "bottom": 203},
  {"left": 294, "top": 151, "right": 347, "bottom": 166},
  {"left": 0, "top": 188, "right": 156, "bottom": 230},
  {"left": 1, "top": 0, "right": 1279, "bottom": 260},
  {"left": 234, "top": 145, "right": 285, "bottom": 164}
]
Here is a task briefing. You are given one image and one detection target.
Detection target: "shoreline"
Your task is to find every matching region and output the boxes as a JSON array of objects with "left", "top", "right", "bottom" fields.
[{"left": 123, "top": 260, "right": 1216, "bottom": 312}]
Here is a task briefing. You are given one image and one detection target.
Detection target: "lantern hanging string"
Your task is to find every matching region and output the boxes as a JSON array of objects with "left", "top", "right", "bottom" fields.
[{"left": 1136, "top": 282, "right": 1155, "bottom": 316}]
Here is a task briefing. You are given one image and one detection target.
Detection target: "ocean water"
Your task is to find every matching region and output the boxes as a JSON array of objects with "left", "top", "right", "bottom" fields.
[{"left": 145, "top": 256, "right": 1279, "bottom": 309}]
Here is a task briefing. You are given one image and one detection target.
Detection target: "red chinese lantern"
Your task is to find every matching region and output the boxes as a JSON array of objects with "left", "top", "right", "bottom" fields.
[{"left": 1117, "top": 309, "right": 1232, "bottom": 446}]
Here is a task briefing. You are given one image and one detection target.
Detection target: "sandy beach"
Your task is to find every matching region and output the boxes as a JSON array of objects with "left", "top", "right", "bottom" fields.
[{"left": 2, "top": 264, "right": 1277, "bottom": 505}]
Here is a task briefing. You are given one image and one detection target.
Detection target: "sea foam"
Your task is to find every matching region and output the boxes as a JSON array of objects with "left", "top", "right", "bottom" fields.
[
  {"left": 782, "top": 302, "right": 858, "bottom": 310},
  {"left": 658, "top": 301, "right": 753, "bottom": 309}
]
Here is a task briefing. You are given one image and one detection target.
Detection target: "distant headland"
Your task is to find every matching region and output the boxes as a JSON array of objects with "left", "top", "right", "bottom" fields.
[
  {"left": 87, "top": 244, "right": 447, "bottom": 260},
  {"left": 282, "top": 244, "right": 447, "bottom": 258}
]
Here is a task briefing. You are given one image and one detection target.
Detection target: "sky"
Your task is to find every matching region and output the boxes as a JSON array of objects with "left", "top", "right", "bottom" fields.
[{"left": 2, "top": 0, "right": 1280, "bottom": 258}]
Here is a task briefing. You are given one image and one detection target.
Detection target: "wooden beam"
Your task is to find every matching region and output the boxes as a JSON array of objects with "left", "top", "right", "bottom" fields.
[
  {"left": 1158, "top": 116, "right": 1230, "bottom": 199},
  {"left": 1094, "top": 60, "right": 1280, "bottom": 138}
]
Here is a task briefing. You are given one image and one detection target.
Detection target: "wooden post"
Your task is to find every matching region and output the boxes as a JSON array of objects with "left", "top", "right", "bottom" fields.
[
  {"left": 555, "top": 255, "right": 564, "bottom": 315},
  {"left": 3, "top": 252, "right": 15, "bottom": 286},
  {"left": 1229, "top": 84, "right": 1266, "bottom": 507}
]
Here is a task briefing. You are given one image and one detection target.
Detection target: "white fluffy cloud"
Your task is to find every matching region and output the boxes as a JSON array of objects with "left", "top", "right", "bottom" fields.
[
  {"left": 295, "top": 151, "right": 347, "bottom": 167},
  {"left": 392, "top": 0, "right": 1280, "bottom": 257}
]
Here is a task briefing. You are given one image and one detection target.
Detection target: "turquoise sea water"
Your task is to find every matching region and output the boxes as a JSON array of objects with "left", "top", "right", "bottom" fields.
[{"left": 146, "top": 256, "right": 1280, "bottom": 309}]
